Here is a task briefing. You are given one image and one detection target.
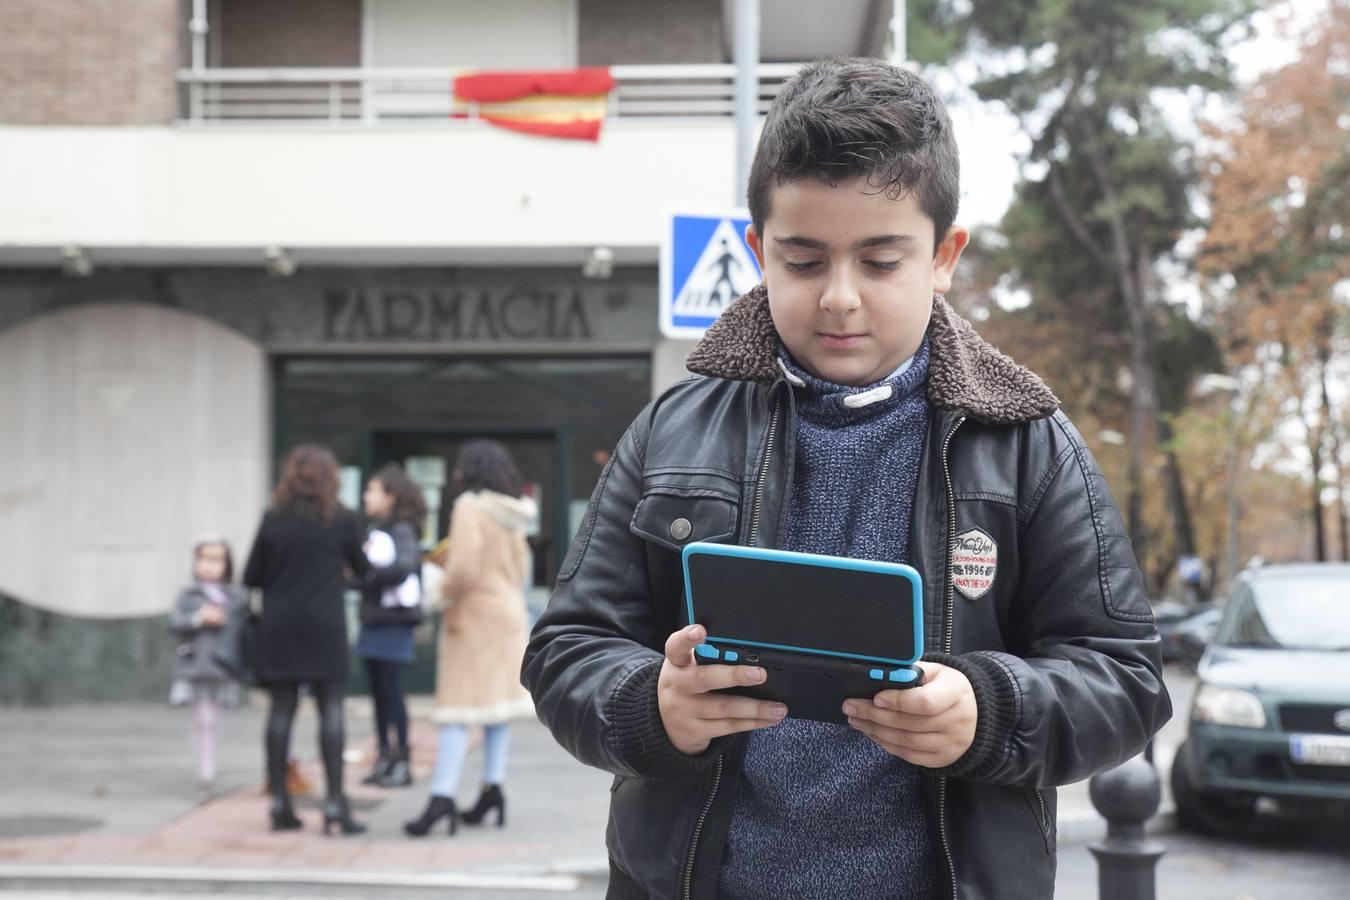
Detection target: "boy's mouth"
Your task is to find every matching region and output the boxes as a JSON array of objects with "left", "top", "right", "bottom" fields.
[{"left": 817, "top": 332, "right": 866, "bottom": 349}]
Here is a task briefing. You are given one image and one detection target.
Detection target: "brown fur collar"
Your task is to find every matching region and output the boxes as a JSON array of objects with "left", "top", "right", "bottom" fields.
[{"left": 684, "top": 285, "right": 1060, "bottom": 425}]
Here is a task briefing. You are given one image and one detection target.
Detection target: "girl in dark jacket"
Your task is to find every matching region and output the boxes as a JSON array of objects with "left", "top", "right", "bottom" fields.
[
  {"left": 355, "top": 463, "right": 426, "bottom": 788},
  {"left": 243, "top": 444, "right": 370, "bottom": 835},
  {"left": 169, "top": 536, "right": 247, "bottom": 792}
]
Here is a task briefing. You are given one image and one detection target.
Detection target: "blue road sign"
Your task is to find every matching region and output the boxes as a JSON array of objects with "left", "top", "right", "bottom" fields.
[{"left": 660, "top": 211, "right": 762, "bottom": 339}]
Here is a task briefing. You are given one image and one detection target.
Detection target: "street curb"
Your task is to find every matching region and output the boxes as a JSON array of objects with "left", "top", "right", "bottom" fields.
[
  {"left": 0, "top": 864, "right": 585, "bottom": 894},
  {"left": 0, "top": 817, "right": 1178, "bottom": 895}
]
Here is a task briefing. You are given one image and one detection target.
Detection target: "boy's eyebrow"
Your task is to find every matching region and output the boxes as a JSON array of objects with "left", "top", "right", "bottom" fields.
[{"left": 773, "top": 234, "right": 917, "bottom": 251}]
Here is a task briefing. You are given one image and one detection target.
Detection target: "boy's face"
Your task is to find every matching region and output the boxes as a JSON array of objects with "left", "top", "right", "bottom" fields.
[{"left": 747, "top": 177, "right": 968, "bottom": 387}]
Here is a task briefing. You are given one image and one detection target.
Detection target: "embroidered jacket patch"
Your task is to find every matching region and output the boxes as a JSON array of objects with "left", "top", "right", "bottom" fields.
[{"left": 952, "top": 527, "right": 998, "bottom": 600}]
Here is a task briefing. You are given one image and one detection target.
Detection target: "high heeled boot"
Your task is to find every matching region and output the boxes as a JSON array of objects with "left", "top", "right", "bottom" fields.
[
  {"left": 460, "top": 783, "right": 506, "bottom": 828},
  {"left": 269, "top": 794, "right": 302, "bottom": 831},
  {"left": 360, "top": 748, "right": 391, "bottom": 786},
  {"left": 321, "top": 795, "right": 367, "bottom": 836},
  {"left": 403, "top": 795, "right": 458, "bottom": 837},
  {"left": 377, "top": 746, "right": 413, "bottom": 787}
]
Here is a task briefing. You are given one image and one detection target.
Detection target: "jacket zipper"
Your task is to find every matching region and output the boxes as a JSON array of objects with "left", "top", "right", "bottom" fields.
[
  {"left": 937, "top": 414, "right": 966, "bottom": 900},
  {"left": 681, "top": 396, "right": 778, "bottom": 898},
  {"left": 747, "top": 399, "right": 782, "bottom": 547},
  {"left": 1036, "top": 789, "right": 1049, "bottom": 831},
  {"left": 681, "top": 752, "right": 724, "bottom": 899}
]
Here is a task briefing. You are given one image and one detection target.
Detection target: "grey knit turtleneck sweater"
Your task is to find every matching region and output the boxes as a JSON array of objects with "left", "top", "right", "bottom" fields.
[{"left": 718, "top": 336, "right": 936, "bottom": 900}]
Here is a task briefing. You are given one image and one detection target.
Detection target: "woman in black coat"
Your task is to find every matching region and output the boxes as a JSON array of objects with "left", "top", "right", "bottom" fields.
[{"left": 243, "top": 444, "right": 369, "bottom": 835}]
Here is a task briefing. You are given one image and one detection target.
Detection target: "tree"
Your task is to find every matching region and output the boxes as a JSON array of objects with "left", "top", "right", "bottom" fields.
[
  {"left": 924, "top": 0, "right": 1253, "bottom": 588},
  {"left": 1199, "top": 0, "right": 1350, "bottom": 562}
]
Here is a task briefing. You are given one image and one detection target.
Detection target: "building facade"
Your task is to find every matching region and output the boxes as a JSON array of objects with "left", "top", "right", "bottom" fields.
[{"left": 0, "top": 0, "right": 893, "bottom": 701}]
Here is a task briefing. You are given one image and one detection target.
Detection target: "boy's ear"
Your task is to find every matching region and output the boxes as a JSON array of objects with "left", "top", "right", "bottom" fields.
[
  {"left": 932, "top": 225, "right": 970, "bottom": 294},
  {"left": 745, "top": 224, "right": 766, "bottom": 270}
]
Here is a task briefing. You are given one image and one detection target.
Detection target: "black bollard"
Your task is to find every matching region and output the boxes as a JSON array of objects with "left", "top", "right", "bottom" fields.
[{"left": 1088, "top": 757, "right": 1166, "bottom": 900}]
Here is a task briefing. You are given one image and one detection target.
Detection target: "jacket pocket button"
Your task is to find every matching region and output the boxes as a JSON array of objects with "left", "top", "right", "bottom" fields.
[{"left": 669, "top": 517, "right": 693, "bottom": 542}]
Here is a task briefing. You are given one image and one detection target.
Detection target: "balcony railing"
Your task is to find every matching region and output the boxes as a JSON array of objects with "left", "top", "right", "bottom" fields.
[{"left": 175, "top": 64, "right": 803, "bottom": 125}]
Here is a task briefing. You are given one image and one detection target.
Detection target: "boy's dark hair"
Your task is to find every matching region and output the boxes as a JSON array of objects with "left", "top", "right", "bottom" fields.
[
  {"left": 747, "top": 57, "right": 960, "bottom": 251},
  {"left": 373, "top": 463, "right": 429, "bottom": 538},
  {"left": 453, "top": 440, "right": 524, "bottom": 499}
]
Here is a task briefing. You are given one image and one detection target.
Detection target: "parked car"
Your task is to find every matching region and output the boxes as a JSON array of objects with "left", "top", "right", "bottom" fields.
[
  {"left": 1166, "top": 607, "right": 1223, "bottom": 671},
  {"left": 1156, "top": 600, "right": 1216, "bottom": 665},
  {"left": 1172, "top": 563, "right": 1350, "bottom": 836}
]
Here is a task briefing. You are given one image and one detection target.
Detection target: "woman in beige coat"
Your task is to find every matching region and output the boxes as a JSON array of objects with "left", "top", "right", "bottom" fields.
[{"left": 405, "top": 440, "right": 537, "bottom": 837}]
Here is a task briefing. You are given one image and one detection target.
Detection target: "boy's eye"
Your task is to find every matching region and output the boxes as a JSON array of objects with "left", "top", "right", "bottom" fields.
[
  {"left": 865, "top": 260, "right": 901, "bottom": 271},
  {"left": 784, "top": 260, "right": 820, "bottom": 273}
]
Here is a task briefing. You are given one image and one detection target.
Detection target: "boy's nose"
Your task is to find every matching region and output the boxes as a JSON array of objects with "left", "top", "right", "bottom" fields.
[{"left": 819, "top": 271, "right": 862, "bottom": 318}]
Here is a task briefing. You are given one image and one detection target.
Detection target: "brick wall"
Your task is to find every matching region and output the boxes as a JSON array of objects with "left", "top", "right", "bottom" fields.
[
  {"left": 218, "top": 0, "right": 361, "bottom": 68},
  {"left": 0, "top": 0, "right": 181, "bottom": 125},
  {"left": 579, "top": 0, "right": 725, "bottom": 65}
]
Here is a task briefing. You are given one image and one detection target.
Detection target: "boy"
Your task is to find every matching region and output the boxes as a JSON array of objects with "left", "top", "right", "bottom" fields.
[{"left": 523, "top": 58, "right": 1170, "bottom": 899}]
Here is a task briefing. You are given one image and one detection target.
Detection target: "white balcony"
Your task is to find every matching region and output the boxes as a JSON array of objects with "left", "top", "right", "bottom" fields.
[
  {"left": 0, "top": 63, "right": 805, "bottom": 267},
  {"left": 176, "top": 63, "right": 801, "bottom": 125}
]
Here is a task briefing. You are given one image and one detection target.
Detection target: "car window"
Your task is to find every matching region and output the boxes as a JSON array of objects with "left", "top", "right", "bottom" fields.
[{"left": 1217, "top": 576, "right": 1350, "bottom": 651}]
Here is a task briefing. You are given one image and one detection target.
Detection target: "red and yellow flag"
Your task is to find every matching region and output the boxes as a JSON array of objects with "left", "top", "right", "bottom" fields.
[{"left": 452, "top": 68, "right": 615, "bottom": 141}]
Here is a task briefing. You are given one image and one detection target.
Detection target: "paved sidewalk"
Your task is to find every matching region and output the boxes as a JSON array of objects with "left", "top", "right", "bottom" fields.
[
  {"left": 0, "top": 670, "right": 1191, "bottom": 893},
  {"left": 0, "top": 697, "right": 611, "bottom": 890}
]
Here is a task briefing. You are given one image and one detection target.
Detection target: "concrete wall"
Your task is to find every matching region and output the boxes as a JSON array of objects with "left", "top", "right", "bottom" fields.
[
  {"left": 0, "top": 303, "right": 270, "bottom": 619},
  {"left": 0, "top": 0, "right": 181, "bottom": 125},
  {"left": 0, "top": 121, "right": 741, "bottom": 256}
]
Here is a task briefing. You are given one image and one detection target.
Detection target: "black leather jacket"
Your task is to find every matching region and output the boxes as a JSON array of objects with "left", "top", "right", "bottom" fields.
[{"left": 523, "top": 291, "right": 1171, "bottom": 899}]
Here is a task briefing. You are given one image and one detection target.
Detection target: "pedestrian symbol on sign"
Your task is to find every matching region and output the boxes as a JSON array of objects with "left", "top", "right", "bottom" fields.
[{"left": 660, "top": 212, "right": 762, "bottom": 339}]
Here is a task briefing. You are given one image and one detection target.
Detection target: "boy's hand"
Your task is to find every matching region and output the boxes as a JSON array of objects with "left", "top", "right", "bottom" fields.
[
  {"left": 843, "top": 661, "right": 977, "bottom": 768},
  {"left": 658, "top": 624, "right": 788, "bottom": 755}
]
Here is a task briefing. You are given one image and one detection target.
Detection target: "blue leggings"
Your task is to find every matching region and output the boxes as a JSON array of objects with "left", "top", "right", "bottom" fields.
[{"left": 429, "top": 723, "right": 510, "bottom": 799}]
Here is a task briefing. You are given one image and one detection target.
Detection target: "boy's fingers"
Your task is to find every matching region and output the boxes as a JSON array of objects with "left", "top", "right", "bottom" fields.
[
  {"left": 664, "top": 625, "right": 706, "bottom": 667},
  {"left": 705, "top": 717, "right": 787, "bottom": 738},
  {"left": 872, "top": 679, "right": 961, "bottom": 718},
  {"left": 848, "top": 720, "right": 950, "bottom": 754},
  {"left": 692, "top": 662, "right": 767, "bottom": 693},
  {"left": 694, "top": 694, "right": 786, "bottom": 723},
  {"left": 842, "top": 700, "right": 947, "bottom": 733}
]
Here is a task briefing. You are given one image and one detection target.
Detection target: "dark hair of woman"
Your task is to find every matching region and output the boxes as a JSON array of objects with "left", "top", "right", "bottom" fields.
[
  {"left": 192, "top": 536, "right": 234, "bottom": 582},
  {"left": 373, "top": 463, "right": 429, "bottom": 538},
  {"left": 452, "top": 440, "right": 523, "bottom": 499},
  {"left": 272, "top": 444, "right": 341, "bottom": 523}
]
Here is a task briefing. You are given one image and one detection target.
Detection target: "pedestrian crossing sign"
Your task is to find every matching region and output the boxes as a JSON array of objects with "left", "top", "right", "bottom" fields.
[{"left": 660, "top": 211, "right": 762, "bottom": 339}]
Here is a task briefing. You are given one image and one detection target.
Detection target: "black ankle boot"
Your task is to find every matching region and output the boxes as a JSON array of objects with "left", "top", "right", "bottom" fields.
[
  {"left": 321, "top": 796, "right": 367, "bottom": 836},
  {"left": 460, "top": 784, "right": 506, "bottom": 828},
  {"left": 269, "top": 796, "right": 302, "bottom": 832},
  {"left": 377, "top": 747, "right": 412, "bottom": 788},
  {"left": 360, "top": 749, "right": 391, "bottom": 786},
  {"left": 404, "top": 795, "right": 458, "bottom": 837}
]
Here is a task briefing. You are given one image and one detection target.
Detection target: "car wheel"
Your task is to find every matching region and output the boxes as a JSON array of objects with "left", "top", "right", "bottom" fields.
[{"left": 1171, "top": 741, "right": 1259, "bottom": 837}]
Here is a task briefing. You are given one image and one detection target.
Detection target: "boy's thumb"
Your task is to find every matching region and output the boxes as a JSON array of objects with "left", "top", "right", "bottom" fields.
[{"left": 664, "top": 624, "right": 705, "bottom": 665}]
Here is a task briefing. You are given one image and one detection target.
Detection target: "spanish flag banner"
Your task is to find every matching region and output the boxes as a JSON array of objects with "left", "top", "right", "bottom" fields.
[{"left": 453, "top": 68, "right": 616, "bottom": 141}]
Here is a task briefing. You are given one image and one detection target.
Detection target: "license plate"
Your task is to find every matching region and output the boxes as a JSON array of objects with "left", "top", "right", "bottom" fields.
[{"left": 1290, "top": 734, "right": 1350, "bottom": 766}]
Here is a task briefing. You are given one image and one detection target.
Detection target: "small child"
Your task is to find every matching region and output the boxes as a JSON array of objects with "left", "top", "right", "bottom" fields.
[{"left": 170, "top": 535, "right": 248, "bottom": 791}]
